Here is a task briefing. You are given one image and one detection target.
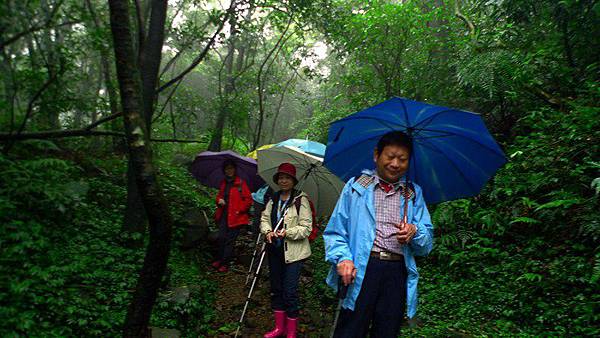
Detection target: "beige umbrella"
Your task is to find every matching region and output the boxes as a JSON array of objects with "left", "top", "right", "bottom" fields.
[{"left": 257, "top": 145, "right": 344, "bottom": 218}]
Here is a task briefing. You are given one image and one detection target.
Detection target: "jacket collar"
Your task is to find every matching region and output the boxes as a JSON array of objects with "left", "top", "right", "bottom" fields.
[
  {"left": 350, "top": 169, "right": 376, "bottom": 195},
  {"left": 350, "top": 169, "right": 376, "bottom": 220}
]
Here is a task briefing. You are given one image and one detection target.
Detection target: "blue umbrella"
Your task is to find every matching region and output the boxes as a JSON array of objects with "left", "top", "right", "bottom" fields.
[
  {"left": 324, "top": 97, "right": 507, "bottom": 204},
  {"left": 275, "top": 139, "right": 326, "bottom": 157}
]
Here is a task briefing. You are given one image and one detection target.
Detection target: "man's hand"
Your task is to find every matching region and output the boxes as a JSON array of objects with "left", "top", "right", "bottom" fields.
[
  {"left": 337, "top": 260, "right": 357, "bottom": 286},
  {"left": 396, "top": 222, "right": 417, "bottom": 244},
  {"left": 276, "top": 229, "right": 286, "bottom": 238},
  {"left": 218, "top": 198, "right": 226, "bottom": 206}
]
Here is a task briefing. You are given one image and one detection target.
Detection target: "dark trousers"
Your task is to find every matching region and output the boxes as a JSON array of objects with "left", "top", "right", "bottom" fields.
[
  {"left": 216, "top": 218, "right": 240, "bottom": 266},
  {"left": 267, "top": 244, "right": 303, "bottom": 318},
  {"left": 333, "top": 257, "right": 408, "bottom": 338},
  {"left": 251, "top": 201, "right": 265, "bottom": 233}
]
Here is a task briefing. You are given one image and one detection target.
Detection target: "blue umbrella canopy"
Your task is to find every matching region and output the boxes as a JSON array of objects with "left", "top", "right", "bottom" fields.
[
  {"left": 275, "top": 139, "right": 326, "bottom": 157},
  {"left": 324, "top": 97, "right": 507, "bottom": 204}
]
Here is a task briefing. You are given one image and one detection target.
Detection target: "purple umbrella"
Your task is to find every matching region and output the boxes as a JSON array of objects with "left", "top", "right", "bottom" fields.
[{"left": 190, "top": 150, "right": 265, "bottom": 191}]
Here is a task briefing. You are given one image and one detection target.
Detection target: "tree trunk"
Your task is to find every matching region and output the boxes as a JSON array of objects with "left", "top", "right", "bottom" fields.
[
  {"left": 253, "top": 15, "right": 293, "bottom": 149},
  {"left": 207, "top": 16, "right": 237, "bottom": 152},
  {"left": 124, "top": 157, "right": 147, "bottom": 245},
  {"left": 122, "top": 0, "right": 168, "bottom": 237},
  {"left": 87, "top": 0, "right": 149, "bottom": 235},
  {"left": 37, "top": 0, "right": 62, "bottom": 130},
  {"left": 269, "top": 72, "right": 295, "bottom": 143},
  {"left": 140, "top": 0, "right": 168, "bottom": 131},
  {"left": 85, "top": 0, "right": 124, "bottom": 152},
  {"left": 108, "top": 1, "right": 173, "bottom": 337}
]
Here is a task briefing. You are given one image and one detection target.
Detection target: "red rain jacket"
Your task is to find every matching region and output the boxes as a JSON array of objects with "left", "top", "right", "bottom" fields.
[{"left": 214, "top": 176, "right": 252, "bottom": 228}]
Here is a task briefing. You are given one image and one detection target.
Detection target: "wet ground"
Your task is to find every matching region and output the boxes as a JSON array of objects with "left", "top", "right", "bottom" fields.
[{"left": 205, "top": 230, "right": 334, "bottom": 337}]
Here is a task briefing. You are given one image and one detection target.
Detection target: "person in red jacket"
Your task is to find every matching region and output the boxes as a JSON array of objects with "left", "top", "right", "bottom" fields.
[{"left": 212, "top": 159, "right": 252, "bottom": 272}]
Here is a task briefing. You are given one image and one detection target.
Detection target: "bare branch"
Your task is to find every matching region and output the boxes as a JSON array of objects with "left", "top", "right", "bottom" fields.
[
  {"left": 1, "top": 0, "right": 65, "bottom": 49},
  {"left": 152, "top": 78, "right": 184, "bottom": 123},
  {"left": 254, "top": 13, "right": 294, "bottom": 148},
  {"left": 85, "top": 112, "right": 124, "bottom": 130},
  {"left": 159, "top": 18, "right": 212, "bottom": 78},
  {"left": 157, "top": 0, "right": 238, "bottom": 93},
  {"left": 14, "top": 74, "right": 59, "bottom": 138},
  {"left": 159, "top": 47, "right": 185, "bottom": 78},
  {"left": 1, "top": 20, "right": 80, "bottom": 50},
  {"left": 454, "top": 0, "right": 475, "bottom": 36},
  {"left": 150, "top": 137, "right": 206, "bottom": 143},
  {"left": 0, "top": 128, "right": 205, "bottom": 144},
  {"left": 0, "top": 129, "right": 124, "bottom": 141},
  {"left": 2, "top": 108, "right": 123, "bottom": 143}
]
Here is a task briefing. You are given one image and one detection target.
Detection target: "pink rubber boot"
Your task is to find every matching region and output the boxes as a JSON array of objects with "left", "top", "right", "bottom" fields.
[
  {"left": 286, "top": 317, "right": 298, "bottom": 338},
  {"left": 263, "top": 310, "right": 286, "bottom": 338}
]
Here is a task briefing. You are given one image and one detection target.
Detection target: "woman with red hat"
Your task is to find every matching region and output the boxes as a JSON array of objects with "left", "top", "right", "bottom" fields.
[
  {"left": 212, "top": 159, "right": 252, "bottom": 272},
  {"left": 260, "top": 162, "right": 312, "bottom": 338}
]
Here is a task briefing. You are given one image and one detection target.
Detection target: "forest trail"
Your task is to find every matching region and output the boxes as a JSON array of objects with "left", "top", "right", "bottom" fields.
[{"left": 204, "top": 229, "right": 333, "bottom": 337}]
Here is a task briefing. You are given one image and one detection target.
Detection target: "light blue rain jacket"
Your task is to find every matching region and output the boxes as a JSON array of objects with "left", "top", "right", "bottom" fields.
[
  {"left": 251, "top": 185, "right": 269, "bottom": 204},
  {"left": 323, "top": 169, "right": 434, "bottom": 318}
]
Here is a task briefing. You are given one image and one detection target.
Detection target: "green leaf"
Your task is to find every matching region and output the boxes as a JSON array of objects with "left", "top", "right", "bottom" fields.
[
  {"left": 591, "top": 178, "right": 600, "bottom": 195},
  {"left": 509, "top": 217, "right": 540, "bottom": 224},
  {"left": 534, "top": 199, "right": 579, "bottom": 211}
]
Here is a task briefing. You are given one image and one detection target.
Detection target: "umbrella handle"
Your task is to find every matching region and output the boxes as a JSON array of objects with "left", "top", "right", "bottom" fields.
[{"left": 402, "top": 175, "right": 410, "bottom": 225}]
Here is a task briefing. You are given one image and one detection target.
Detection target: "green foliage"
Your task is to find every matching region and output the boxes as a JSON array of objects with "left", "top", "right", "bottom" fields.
[
  {"left": 0, "top": 145, "right": 217, "bottom": 336},
  {"left": 0, "top": 152, "right": 137, "bottom": 336},
  {"left": 150, "top": 251, "right": 217, "bottom": 336},
  {"left": 303, "top": 235, "right": 336, "bottom": 309},
  {"left": 2, "top": 0, "right": 599, "bottom": 336},
  {"left": 304, "top": 1, "right": 599, "bottom": 336},
  {"left": 424, "top": 91, "right": 599, "bottom": 335}
]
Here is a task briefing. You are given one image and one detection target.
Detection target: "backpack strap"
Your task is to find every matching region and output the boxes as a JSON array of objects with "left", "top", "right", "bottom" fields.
[
  {"left": 236, "top": 178, "right": 243, "bottom": 193},
  {"left": 294, "top": 194, "right": 303, "bottom": 214},
  {"left": 269, "top": 191, "right": 281, "bottom": 228}
]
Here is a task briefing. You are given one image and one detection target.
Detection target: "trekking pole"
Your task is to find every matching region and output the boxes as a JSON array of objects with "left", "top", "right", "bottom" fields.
[
  {"left": 329, "top": 279, "right": 349, "bottom": 338},
  {"left": 244, "top": 170, "right": 314, "bottom": 286},
  {"left": 245, "top": 231, "right": 263, "bottom": 286},
  {"left": 234, "top": 167, "right": 316, "bottom": 336},
  {"left": 234, "top": 241, "right": 268, "bottom": 337},
  {"left": 234, "top": 194, "right": 300, "bottom": 338}
]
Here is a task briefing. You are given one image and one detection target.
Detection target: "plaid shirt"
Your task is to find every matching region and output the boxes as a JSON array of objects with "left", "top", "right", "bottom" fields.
[{"left": 372, "top": 177, "right": 405, "bottom": 255}]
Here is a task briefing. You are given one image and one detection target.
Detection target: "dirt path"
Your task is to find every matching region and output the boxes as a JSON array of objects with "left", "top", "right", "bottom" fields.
[{"left": 205, "top": 230, "right": 334, "bottom": 337}]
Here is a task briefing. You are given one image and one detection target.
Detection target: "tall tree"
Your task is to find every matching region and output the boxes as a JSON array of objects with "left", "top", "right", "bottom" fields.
[{"left": 107, "top": 0, "right": 173, "bottom": 336}]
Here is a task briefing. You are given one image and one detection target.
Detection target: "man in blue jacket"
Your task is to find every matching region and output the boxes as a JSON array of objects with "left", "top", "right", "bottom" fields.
[{"left": 324, "top": 131, "right": 434, "bottom": 337}]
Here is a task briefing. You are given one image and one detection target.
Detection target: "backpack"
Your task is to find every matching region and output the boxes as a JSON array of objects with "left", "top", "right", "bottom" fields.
[
  {"left": 294, "top": 196, "right": 320, "bottom": 242},
  {"left": 270, "top": 192, "right": 320, "bottom": 242}
]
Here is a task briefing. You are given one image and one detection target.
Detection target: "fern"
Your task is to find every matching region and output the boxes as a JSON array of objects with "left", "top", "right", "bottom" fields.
[
  {"left": 509, "top": 216, "right": 540, "bottom": 224},
  {"left": 591, "top": 252, "right": 600, "bottom": 284},
  {"left": 535, "top": 199, "right": 580, "bottom": 211},
  {"left": 455, "top": 49, "right": 527, "bottom": 99},
  {"left": 591, "top": 177, "right": 600, "bottom": 195},
  {"left": 457, "top": 228, "right": 476, "bottom": 248}
]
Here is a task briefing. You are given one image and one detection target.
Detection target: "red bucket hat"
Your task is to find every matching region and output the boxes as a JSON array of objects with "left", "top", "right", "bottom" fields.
[{"left": 273, "top": 162, "right": 298, "bottom": 184}]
